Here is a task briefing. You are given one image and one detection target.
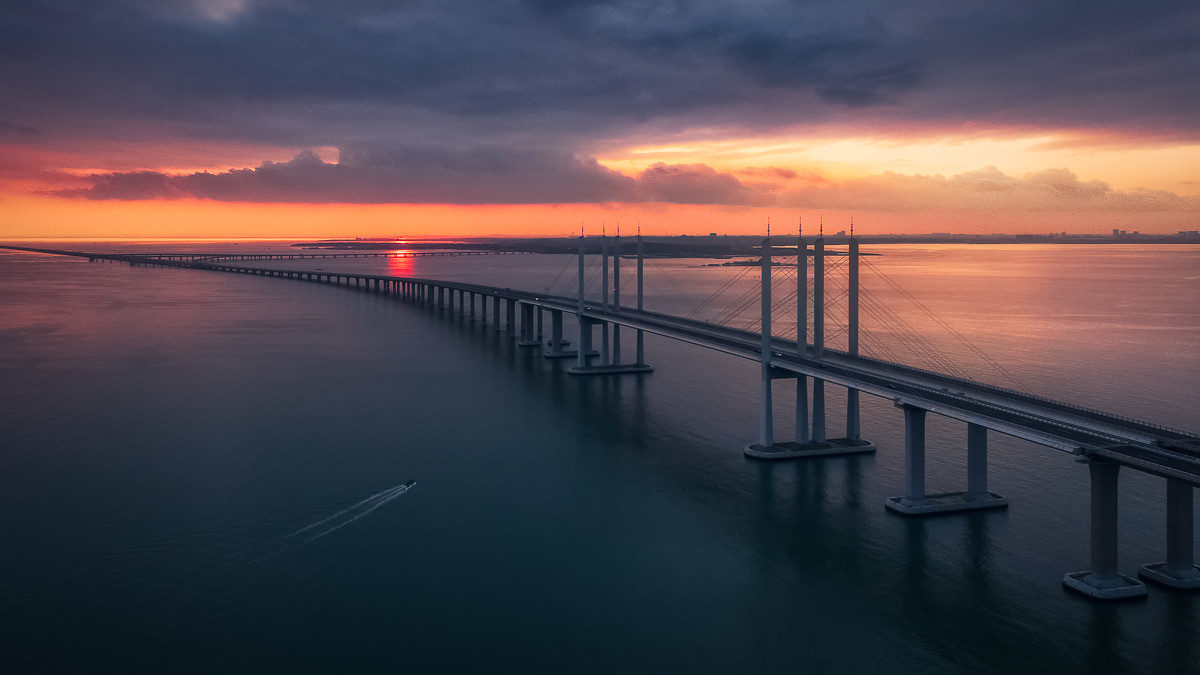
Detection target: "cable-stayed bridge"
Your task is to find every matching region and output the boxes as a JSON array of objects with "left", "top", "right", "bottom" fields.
[{"left": 6, "top": 241, "right": 1197, "bottom": 601}]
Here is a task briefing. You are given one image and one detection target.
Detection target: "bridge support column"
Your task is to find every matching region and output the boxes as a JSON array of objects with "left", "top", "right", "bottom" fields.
[
  {"left": 601, "top": 235, "right": 610, "bottom": 365},
  {"left": 518, "top": 303, "right": 540, "bottom": 346},
  {"left": 571, "top": 317, "right": 596, "bottom": 371},
  {"left": 493, "top": 296, "right": 502, "bottom": 331},
  {"left": 448, "top": 288, "right": 455, "bottom": 312},
  {"left": 505, "top": 299, "right": 516, "bottom": 337},
  {"left": 886, "top": 415, "right": 1007, "bottom": 515},
  {"left": 1064, "top": 459, "right": 1147, "bottom": 600},
  {"left": 1138, "top": 479, "right": 1200, "bottom": 589},
  {"left": 636, "top": 233, "right": 646, "bottom": 366},
  {"left": 966, "top": 423, "right": 990, "bottom": 498},
  {"left": 812, "top": 380, "right": 826, "bottom": 442},
  {"left": 470, "top": 293, "right": 476, "bottom": 320},
  {"left": 544, "top": 309, "right": 576, "bottom": 358},
  {"left": 612, "top": 233, "right": 621, "bottom": 365},
  {"left": 796, "top": 375, "right": 809, "bottom": 444}
]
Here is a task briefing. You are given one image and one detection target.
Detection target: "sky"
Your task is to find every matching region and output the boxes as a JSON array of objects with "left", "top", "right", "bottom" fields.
[{"left": 1, "top": 0, "right": 1198, "bottom": 238}]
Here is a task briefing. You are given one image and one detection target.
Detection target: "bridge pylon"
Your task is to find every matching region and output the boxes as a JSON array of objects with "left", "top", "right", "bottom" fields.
[
  {"left": 746, "top": 232, "right": 874, "bottom": 459},
  {"left": 568, "top": 234, "right": 651, "bottom": 375}
]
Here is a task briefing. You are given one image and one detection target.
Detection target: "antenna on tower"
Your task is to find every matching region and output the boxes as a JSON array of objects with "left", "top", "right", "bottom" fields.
[
  {"left": 850, "top": 217, "right": 854, "bottom": 239},
  {"left": 798, "top": 216, "right": 802, "bottom": 238},
  {"left": 767, "top": 216, "right": 771, "bottom": 238},
  {"left": 602, "top": 222, "right": 606, "bottom": 237},
  {"left": 819, "top": 217, "right": 824, "bottom": 237}
]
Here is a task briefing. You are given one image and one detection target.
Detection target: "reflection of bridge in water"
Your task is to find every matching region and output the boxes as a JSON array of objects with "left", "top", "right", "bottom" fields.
[{"left": 6, "top": 241, "right": 1198, "bottom": 601}]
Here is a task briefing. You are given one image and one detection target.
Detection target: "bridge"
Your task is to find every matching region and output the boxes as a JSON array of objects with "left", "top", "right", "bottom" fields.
[
  {"left": 5, "top": 241, "right": 1198, "bottom": 601},
  {"left": 2, "top": 248, "right": 530, "bottom": 263}
]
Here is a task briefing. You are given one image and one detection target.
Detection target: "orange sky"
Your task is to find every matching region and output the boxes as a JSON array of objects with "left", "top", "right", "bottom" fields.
[{"left": 3, "top": 130, "right": 1197, "bottom": 239}]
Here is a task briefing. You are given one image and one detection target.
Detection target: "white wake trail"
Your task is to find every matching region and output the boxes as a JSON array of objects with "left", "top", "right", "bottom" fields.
[
  {"left": 304, "top": 483, "right": 413, "bottom": 543},
  {"left": 286, "top": 482, "right": 411, "bottom": 539}
]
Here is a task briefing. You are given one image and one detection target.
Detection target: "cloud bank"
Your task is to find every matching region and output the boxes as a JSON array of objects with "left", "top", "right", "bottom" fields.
[{"left": 55, "top": 151, "right": 1200, "bottom": 214}]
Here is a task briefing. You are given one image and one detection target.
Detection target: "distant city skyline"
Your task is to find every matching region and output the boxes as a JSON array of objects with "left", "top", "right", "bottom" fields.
[{"left": 1, "top": 1, "right": 1197, "bottom": 237}]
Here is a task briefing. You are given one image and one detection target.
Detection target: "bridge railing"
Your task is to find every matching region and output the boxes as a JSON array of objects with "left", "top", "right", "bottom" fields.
[{"left": 849, "top": 352, "right": 1197, "bottom": 438}]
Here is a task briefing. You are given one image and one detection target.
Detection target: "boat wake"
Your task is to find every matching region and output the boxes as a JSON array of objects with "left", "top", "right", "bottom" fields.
[{"left": 288, "top": 480, "right": 416, "bottom": 543}]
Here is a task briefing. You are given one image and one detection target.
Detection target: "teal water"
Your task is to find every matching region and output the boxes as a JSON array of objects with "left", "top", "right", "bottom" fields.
[{"left": 0, "top": 243, "right": 1197, "bottom": 673}]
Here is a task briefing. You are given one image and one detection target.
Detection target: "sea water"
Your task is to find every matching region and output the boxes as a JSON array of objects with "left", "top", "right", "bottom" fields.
[{"left": 0, "top": 242, "right": 1197, "bottom": 673}]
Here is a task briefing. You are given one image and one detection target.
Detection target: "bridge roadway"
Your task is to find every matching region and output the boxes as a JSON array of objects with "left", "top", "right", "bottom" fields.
[{"left": 6, "top": 245, "right": 1198, "bottom": 486}]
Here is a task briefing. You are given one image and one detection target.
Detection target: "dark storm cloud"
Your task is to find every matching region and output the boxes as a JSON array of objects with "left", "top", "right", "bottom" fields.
[
  {"left": 5, "top": 1, "right": 1200, "bottom": 204},
  {"left": 58, "top": 149, "right": 1196, "bottom": 215},
  {"left": 6, "top": 1, "right": 1196, "bottom": 140},
  {"left": 54, "top": 147, "right": 641, "bottom": 204},
  {"left": 52, "top": 147, "right": 784, "bottom": 205}
]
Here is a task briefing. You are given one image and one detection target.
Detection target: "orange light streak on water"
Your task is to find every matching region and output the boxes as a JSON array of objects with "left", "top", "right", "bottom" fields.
[{"left": 386, "top": 250, "right": 416, "bottom": 276}]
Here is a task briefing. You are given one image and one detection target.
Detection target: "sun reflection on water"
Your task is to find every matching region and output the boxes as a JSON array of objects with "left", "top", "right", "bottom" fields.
[{"left": 386, "top": 249, "right": 415, "bottom": 276}]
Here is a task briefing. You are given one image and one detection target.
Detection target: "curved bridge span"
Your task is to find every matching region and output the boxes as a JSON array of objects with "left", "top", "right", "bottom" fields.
[{"left": 6, "top": 242, "right": 1198, "bottom": 600}]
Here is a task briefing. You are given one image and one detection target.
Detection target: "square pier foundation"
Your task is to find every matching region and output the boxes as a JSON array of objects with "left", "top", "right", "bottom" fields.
[
  {"left": 1063, "top": 571, "right": 1148, "bottom": 600},
  {"left": 745, "top": 438, "right": 875, "bottom": 459},
  {"left": 885, "top": 491, "right": 1009, "bottom": 515},
  {"left": 1137, "top": 563, "right": 1200, "bottom": 590}
]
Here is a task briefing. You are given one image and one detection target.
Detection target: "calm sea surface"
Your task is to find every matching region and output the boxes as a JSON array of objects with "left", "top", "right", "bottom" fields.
[{"left": 0, "top": 241, "right": 1197, "bottom": 673}]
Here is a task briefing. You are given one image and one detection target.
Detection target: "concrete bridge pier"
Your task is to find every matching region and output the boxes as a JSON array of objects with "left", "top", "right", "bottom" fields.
[
  {"left": 885, "top": 410, "right": 1009, "bottom": 515},
  {"left": 1138, "top": 478, "right": 1200, "bottom": 589},
  {"left": 505, "top": 299, "right": 516, "bottom": 337},
  {"left": 570, "top": 316, "right": 597, "bottom": 371},
  {"left": 493, "top": 296, "right": 502, "bottom": 331},
  {"left": 544, "top": 309, "right": 577, "bottom": 358},
  {"left": 1064, "top": 459, "right": 1148, "bottom": 600},
  {"left": 812, "top": 380, "right": 826, "bottom": 442},
  {"left": 517, "top": 303, "right": 540, "bottom": 346},
  {"left": 469, "top": 292, "right": 476, "bottom": 320}
]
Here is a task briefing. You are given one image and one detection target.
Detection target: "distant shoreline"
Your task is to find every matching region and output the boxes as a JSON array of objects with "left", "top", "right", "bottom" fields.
[{"left": 289, "top": 232, "right": 1200, "bottom": 258}]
